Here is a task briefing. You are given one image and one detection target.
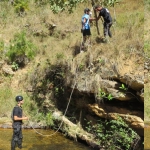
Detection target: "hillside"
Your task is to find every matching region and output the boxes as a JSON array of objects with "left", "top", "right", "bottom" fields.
[
  {"left": 0, "top": 0, "right": 144, "bottom": 149},
  {"left": 144, "top": 0, "right": 150, "bottom": 122}
]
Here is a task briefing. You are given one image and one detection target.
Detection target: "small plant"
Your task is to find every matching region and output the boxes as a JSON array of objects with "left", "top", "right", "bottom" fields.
[
  {"left": 0, "top": 41, "right": 4, "bottom": 52},
  {"left": 98, "top": 58, "right": 105, "bottom": 65},
  {"left": 14, "top": 0, "right": 29, "bottom": 14},
  {"left": 79, "top": 63, "right": 85, "bottom": 71},
  {"left": 46, "top": 112, "right": 54, "bottom": 126},
  {"left": 119, "top": 83, "right": 127, "bottom": 91},
  {"left": 97, "top": 88, "right": 113, "bottom": 101},
  {"left": 56, "top": 52, "right": 64, "bottom": 59},
  {"left": 107, "top": 93, "right": 113, "bottom": 100},
  {"left": 12, "top": 62, "right": 19, "bottom": 71},
  {"left": 34, "top": 0, "right": 49, "bottom": 5}
]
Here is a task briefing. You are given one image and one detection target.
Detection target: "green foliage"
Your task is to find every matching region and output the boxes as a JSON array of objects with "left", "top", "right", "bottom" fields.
[
  {"left": 98, "top": 58, "right": 105, "bottom": 65},
  {"left": 79, "top": 63, "right": 85, "bottom": 71},
  {"left": 0, "top": 41, "right": 4, "bottom": 52},
  {"left": 14, "top": 0, "right": 29, "bottom": 14},
  {"left": 102, "top": 0, "right": 120, "bottom": 7},
  {"left": 6, "top": 31, "right": 36, "bottom": 63},
  {"left": 34, "top": 0, "right": 49, "bottom": 5},
  {"left": 85, "top": 117, "right": 138, "bottom": 150},
  {"left": 11, "top": 62, "right": 19, "bottom": 71},
  {"left": 107, "top": 93, "right": 113, "bottom": 100},
  {"left": 144, "top": 41, "right": 150, "bottom": 58},
  {"left": 46, "top": 112, "right": 54, "bottom": 126},
  {"left": 0, "top": 85, "right": 13, "bottom": 114},
  {"left": 119, "top": 84, "right": 127, "bottom": 91},
  {"left": 49, "top": 0, "right": 86, "bottom": 13},
  {"left": 35, "top": 112, "right": 54, "bottom": 126},
  {"left": 48, "top": 0, "right": 121, "bottom": 13},
  {"left": 97, "top": 88, "right": 113, "bottom": 101},
  {"left": 56, "top": 52, "right": 64, "bottom": 59},
  {"left": 0, "top": 9, "right": 7, "bottom": 23}
]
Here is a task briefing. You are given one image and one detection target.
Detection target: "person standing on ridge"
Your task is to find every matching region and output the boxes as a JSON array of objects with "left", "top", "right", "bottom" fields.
[
  {"left": 11, "top": 95, "right": 28, "bottom": 150},
  {"left": 94, "top": 5, "right": 113, "bottom": 42},
  {"left": 81, "top": 8, "right": 96, "bottom": 50}
]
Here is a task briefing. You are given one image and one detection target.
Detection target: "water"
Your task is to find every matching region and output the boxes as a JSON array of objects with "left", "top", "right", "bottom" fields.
[
  {"left": 0, "top": 129, "right": 94, "bottom": 150},
  {"left": 145, "top": 127, "right": 150, "bottom": 149}
]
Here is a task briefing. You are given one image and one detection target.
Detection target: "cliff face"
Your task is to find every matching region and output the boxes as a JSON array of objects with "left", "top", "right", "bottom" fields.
[{"left": 64, "top": 52, "right": 144, "bottom": 136}]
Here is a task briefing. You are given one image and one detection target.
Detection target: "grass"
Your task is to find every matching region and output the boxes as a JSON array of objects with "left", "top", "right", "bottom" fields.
[
  {"left": 0, "top": 0, "right": 144, "bottom": 121},
  {"left": 145, "top": 83, "right": 150, "bottom": 121},
  {"left": 145, "top": 0, "right": 150, "bottom": 122}
]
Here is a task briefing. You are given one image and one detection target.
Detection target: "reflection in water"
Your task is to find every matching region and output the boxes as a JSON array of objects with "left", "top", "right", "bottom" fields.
[
  {"left": 145, "top": 127, "right": 150, "bottom": 149},
  {"left": 0, "top": 129, "right": 94, "bottom": 150}
]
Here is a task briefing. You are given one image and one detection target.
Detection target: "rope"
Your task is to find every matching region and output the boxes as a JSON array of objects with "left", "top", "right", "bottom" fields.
[{"left": 25, "top": 80, "right": 77, "bottom": 137}]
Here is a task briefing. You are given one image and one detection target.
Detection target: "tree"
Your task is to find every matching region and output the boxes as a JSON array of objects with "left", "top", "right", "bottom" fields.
[
  {"left": 48, "top": 0, "right": 120, "bottom": 35},
  {"left": 49, "top": 0, "right": 120, "bottom": 14},
  {"left": 49, "top": 0, "right": 86, "bottom": 13}
]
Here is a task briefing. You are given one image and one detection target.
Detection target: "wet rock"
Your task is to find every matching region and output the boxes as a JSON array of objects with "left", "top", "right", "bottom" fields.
[{"left": 88, "top": 104, "right": 144, "bottom": 136}]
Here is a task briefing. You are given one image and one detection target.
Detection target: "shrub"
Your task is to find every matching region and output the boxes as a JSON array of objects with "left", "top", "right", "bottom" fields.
[
  {"left": 14, "top": 0, "right": 29, "bottom": 14},
  {"left": 6, "top": 31, "right": 36, "bottom": 67},
  {"left": 85, "top": 116, "right": 138, "bottom": 150}
]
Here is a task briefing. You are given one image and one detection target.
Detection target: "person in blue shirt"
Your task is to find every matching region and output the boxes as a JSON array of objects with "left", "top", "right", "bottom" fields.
[{"left": 81, "top": 8, "right": 95, "bottom": 49}]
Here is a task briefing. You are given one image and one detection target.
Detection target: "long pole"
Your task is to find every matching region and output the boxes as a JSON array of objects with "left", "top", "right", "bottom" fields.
[{"left": 91, "top": 0, "right": 100, "bottom": 35}]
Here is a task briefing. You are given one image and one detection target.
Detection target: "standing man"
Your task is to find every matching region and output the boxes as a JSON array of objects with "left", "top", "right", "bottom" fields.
[
  {"left": 11, "top": 95, "right": 28, "bottom": 150},
  {"left": 81, "top": 8, "right": 95, "bottom": 50},
  {"left": 94, "top": 5, "right": 113, "bottom": 41}
]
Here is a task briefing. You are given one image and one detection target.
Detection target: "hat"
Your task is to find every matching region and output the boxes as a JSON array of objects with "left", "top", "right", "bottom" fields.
[{"left": 15, "top": 95, "right": 23, "bottom": 102}]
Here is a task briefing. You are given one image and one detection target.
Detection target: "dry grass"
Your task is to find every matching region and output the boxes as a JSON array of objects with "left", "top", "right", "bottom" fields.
[
  {"left": 144, "top": 0, "right": 150, "bottom": 122},
  {"left": 0, "top": 0, "right": 144, "bottom": 116}
]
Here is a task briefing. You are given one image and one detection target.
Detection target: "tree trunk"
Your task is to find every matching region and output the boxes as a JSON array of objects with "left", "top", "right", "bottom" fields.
[
  {"left": 52, "top": 111, "right": 101, "bottom": 149},
  {"left": 91, "top": 0, "right": 100, "bottom": 35}
]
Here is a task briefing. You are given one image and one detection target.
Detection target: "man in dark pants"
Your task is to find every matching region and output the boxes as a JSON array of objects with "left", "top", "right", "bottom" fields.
[
  {"left": 11, "top": 95, "right": 28, "bottom": 150},
  {"left": 94, "top": 5, "right": 113, "bottom": 42}
]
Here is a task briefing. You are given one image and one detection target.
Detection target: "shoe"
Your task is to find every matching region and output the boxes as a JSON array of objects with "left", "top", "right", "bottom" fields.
[
  {"left": 103, "top": 37, "right": 110, "bottom": 43},
  {"left": 18, "top": 145, "right": 22, "bottom": 149}
]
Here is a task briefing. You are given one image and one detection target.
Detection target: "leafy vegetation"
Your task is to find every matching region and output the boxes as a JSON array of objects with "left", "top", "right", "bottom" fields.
[
  {"left": 11, "top": 62, "right": 19, "bottom": 71},
  {"left": 13, "top": 0, "right": 29, "bottom": 14},
  {"left": 0, "top": 0, "right": 144, "bottom": 148},
  {"left": 6, "top": 31, "right": 36, "bottom": 66},
  {"left": 97, "top": 88, "right": 113, "bottom": 101},
  {"left": 119, "top": 83, "right": 127, "bottom": 91},
  {"left": 85, "top": 117, "right": 138, "bottom": 150}
]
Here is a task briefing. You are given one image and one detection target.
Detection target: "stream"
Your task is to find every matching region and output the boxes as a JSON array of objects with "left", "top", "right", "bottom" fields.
[
  {"left": 0, "top": 129, "right": 94, "bottom": 150},
  {"left": 145, "top": 126, "right": 150, "bottom": 149}
]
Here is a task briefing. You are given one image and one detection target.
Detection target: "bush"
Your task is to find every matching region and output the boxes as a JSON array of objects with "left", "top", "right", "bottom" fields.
[
  {"left": 85, "top": 117, "right": 138, "bottom": 150},
  {"left": 6, "top": 31, "right": 36, "bottom": 67}
]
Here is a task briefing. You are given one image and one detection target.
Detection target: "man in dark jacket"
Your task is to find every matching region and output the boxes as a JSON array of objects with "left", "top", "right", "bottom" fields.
[
  {"left": 94, "top": 5, "right": 113, "bottom": 40},
  {"left": 11, "top": 95, "right": 28, "bottom": 150}
]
